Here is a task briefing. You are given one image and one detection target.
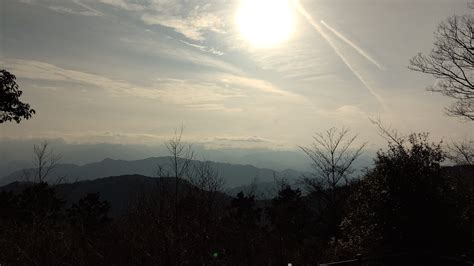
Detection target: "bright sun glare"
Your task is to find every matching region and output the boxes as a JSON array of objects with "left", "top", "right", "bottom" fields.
[{"left": 236, "top": 0, "right": 295, "bottom": 48}]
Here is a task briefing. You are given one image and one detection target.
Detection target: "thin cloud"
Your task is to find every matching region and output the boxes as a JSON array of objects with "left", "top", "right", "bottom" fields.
[
  {"left": 180, "top": 40, "right": 225, "bottom": 56},
  {"left": 99, "top": 0, "right": 144, "bottom": 11},
  {"left": 141, "top": 12, "right": 225, "bottom": 41},
  {"left": 217, "top": 74, "right": 300, "bottom": 98},
  {"left": 48, "top": 5, "right": 101, "bottom": 16},
  {"left": 200, "top": 136, "right": 289, "bottom": 149},
  {"left": 2, "top": 58, "right": 237, "bottom": 110},
  {"left": 1, "top": 58, "right": 131, "bottom": 94},
  {"left": 213, "top": 136, "right": 272, "bottom": 143},
  {"left": 119, "top": 37, "right": 241, "bottom": 75},
  {"left": 100, "top": 0, "right": 226, "bottom": 41},
  {"left": 49, "top": 0, "right": 103, "bottom": 16},
  {"left": 320, "top": 20, "right": 385, "bottom": 70},
  {"left": 2, "top": 58, "right": 302, "bottom": 112},
  {"left": 293, "top": 0, "right": 387, "bottom": 110}
]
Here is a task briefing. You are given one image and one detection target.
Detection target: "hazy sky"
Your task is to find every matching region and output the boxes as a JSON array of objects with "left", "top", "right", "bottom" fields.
[{"left": 1, "top": 0, "right": 472, "bottom": 151}]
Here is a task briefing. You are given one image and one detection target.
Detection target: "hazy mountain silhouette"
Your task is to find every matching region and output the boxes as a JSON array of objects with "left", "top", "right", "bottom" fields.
[
  {"left": 0, "top": 174, "right": 231, "bottom": 216},
  {"left": 0, "top": 157, "right": 307, "bottom": 187},
  {"left": 0, "top": 139, "right": 377, "bottom": 175},
  {"left": 0, "top": 160, "right": 30, "bottom": 177}
]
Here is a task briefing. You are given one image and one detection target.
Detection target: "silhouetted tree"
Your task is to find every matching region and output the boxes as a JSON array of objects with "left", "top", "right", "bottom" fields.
[
  {"left": 341, "top": 132, "right": 472, "bottom": 257},
  {"left": 163, "top": 126, "right": 194, "bottom": 264},
  {"left": 0, "top": 182, "right": 67, "bottom": 265},
  {"left": 164, "top": 126, "right": 194, "bottom": 225},
  {"left": 18, "top": 182, "right": 64, "bottom": 223},
  {"left": 223, "top": 191, "right": 263, "bottom": 264},
  {"left": 0, "top": 70, "right": 35, "bottom": 123},
  {"left": 189, "top": 159, "right": 225, "bottom": 211},
  {"left": 66, "top": 193, "right": 112, "bottom": 264},
  {"left": 409, "top": 11, "right": 474, "bottom": 121},
  {"left": 21, "top": 141, "right": 62, "bottom": 184},
  {"left": 300, "top": 127, "right": 366, "bottom": 243},
  {"left": 267, "top": 185, "right": 309, "bottom": 265},
  {"left": 67, "top": 193, "right": 111, "bottom": 233},
  {"left": 32, "top": 141, "right": 62, "bottom": 183},
  {"left": 447, "top": 138, "right": 474, "bottom": 165}
]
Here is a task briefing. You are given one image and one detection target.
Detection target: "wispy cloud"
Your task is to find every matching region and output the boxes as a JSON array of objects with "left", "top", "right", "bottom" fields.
[
  {"left": 99, "top": 0, "right": 226, "bottom": 41},
  {"left": 120, "top": 36, "right": 241, "bottom": 74},
  {"left": 73, "top": 0, "right": 103, "bottom": 15},
  {"left": 128, "top": 78, "right": 244, "bottom": 112},
  {"left": 293, "top": 0, "right": 387, "bottom": 110},
  {"left": 2, "top": 58, "right": 301, "bottom": 112},
  {"left": 18, "top": 131, "right": 169, "bottom": 145},
  {"left": 212, "top": 136, "right": 272, "bottom": 143},
  {"left": 320, "top": 20, "right": 384, "bottom": 70},
  {"left": 180, "top": 40, "right": 224, "bottom": 56},
  {"left": 48, "top": 5, "right": 101, "bottom": 16},
  {"left": 200, "top": 135, "right": 290, "bottom": 149},
  {"left": 1, "top": 59, "right": 130, "bottom": 94},
  {"left": 2, "top": 58, "right": 234, "bottom": 108},
  {"left": 5, "top": 132, "right": 285, "bottom": 149},
  {"left": 142, "top": 12, "right": 225, "bottom": 41},
  {"left": 216, "top": 73, "right": 302, "bottom": 99},
  {"left": 99, "top": 0, "right": 144, "bottom": 11},
  {"left": 317, "top": 105, "right": 368, "bottom": 118},
  {"left": 48, "top": 0, "right": 103, "bottom": 16}
]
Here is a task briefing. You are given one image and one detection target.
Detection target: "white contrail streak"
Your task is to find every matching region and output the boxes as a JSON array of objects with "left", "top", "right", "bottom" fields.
[
  {"left": 320, "top": 20, "right": 385, "bottom": 70},
  {"left": 292, "top": 0, "right": 387, "bottom": 110}
]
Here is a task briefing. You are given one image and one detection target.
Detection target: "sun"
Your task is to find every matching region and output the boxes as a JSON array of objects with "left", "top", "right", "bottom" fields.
[{"left": 236, "top": 0, "right": 295, "bottom": 48}]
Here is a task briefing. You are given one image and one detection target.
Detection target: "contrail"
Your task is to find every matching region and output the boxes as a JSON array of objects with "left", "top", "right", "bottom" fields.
[
  {"left": 320, "top": 20, "right": 385, "bottom": 70},
  {"left": 292, "top": 0, "right": 387, "bottom": 110}
]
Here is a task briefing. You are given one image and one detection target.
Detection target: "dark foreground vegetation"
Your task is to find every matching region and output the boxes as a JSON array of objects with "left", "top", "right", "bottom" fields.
[{"left": 0, "top": 132, "right": 473, "bottom": 265}]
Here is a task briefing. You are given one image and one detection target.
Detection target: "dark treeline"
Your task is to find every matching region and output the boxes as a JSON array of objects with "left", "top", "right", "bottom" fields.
[{"left": 0, "top": 129, "right": 473, "bottom": 265}]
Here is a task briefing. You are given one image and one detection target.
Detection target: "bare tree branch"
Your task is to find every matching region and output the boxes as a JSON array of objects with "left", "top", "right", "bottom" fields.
[
  {"left": 446, "top": 138, "right": 474, "bottom": 165},
  {"left": 409, "top": 13, "right": 474, "bottom": 121},
  {"left": 24, "top": 141, "right": 62, "bottom": 183},
  {"left": 299, "top": 127, "right": 366, "bottom": 242},
  {"left": 299, "top": 127, "right": 366, "bottom": 197}
]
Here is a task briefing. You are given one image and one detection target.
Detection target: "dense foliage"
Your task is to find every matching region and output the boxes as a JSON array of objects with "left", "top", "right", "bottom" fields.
[
  {"left": 0, "top": 70, "right": 36, "bottom": 124},
  {"left": 341, "top": 134, "right": 473, "bottom": 257}
]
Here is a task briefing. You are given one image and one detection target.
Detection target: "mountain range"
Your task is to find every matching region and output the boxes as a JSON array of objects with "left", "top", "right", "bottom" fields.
[
  {"left": 0, "top": 157, "right": 307, "bottom": 188},
  {"left": 0, "top": 138, "right": 377, "bottom": 176}
]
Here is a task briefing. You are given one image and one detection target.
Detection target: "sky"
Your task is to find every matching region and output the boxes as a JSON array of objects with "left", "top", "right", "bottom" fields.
[{"left": 1, "top": 0, "right": 473, "bottom": 153}]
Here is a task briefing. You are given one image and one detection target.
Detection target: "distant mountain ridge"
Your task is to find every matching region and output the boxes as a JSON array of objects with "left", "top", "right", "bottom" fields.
[
  {"left": 0, "top": 174, "right": 232, "bottom": 216},
  {"left": 0, "top": 157, "right": 306, "bottom": 188},
  {"left": 0, "top": 139, "right": 377, "bottom": 175}
]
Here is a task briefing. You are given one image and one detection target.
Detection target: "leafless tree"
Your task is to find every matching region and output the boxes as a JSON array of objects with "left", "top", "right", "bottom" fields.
[
  {"left": 153, "top": 128, "right": 226, "bottom": 264},
  {"left": 23, "top": 141, "right": 62, "bottom": 183},
  {"left": 166, "top": 126, "right": 194, "bottom": 181},
  {"left": 166, "top": 126, "right": 194, "bottom": 218},
  {"left": 156, "top": 126, "right": 195, "bottom": 209},
  {"left": 189, "top": 159, "right": 225, "bottom": 227},
  {"left": 300, "top": 127, "right": 366, "bottom": 192},
  {"left": 446, "top": 138, "right": 474, "bottom": 165},
  {"left": 409, "top": 11, "right": 474, "bottom": 121},
  {"left": 163, "top": 126, "right": 194, "bottom": 260},
  {"left": 299, "top": 127, "right": 366, "bottom": 241},
  {"left": 190, "top": 159, "right": 225, "bottom": 194},
  {"left": 370, "top": 117, "right": 404, "bottom": 146}
]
